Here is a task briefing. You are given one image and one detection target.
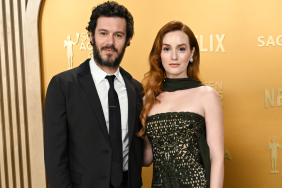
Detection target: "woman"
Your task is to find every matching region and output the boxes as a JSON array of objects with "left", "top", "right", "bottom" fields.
[{"left": 138, "top": 21, "right": 224, "bottom": 188}]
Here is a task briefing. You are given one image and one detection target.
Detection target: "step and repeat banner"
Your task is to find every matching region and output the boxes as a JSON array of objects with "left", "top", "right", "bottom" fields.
[{"left": 40, "top": 0, "right": 282, "bottom": 187}]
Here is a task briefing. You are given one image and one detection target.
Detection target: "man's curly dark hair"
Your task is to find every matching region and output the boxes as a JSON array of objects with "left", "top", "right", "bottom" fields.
[{"left": 86, "top": 1, "right": 134, "bottom": 46}]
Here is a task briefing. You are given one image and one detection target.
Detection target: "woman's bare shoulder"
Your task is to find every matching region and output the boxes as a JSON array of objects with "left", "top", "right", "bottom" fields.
[
  {"left": 196, "top": 86, "right": 220, "bottom": 102},
  {"left": 198, "top": 86, "right": 221, "bottom": 109},
  {"left": 198, "top": 85, "right": 218, "bottom": 95}
]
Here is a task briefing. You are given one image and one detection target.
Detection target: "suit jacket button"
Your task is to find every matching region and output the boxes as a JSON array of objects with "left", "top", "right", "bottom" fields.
[
  {"left": 101, "top": 175, "right": 107, "bottom": 180},
  {"left": 103, "top": 150, "right": 108, "bottom": 154}
]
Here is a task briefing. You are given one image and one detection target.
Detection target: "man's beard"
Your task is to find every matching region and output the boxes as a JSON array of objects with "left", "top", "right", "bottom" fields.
[{"left": 92, "top": 40, "right": 126, "bottom": 68}]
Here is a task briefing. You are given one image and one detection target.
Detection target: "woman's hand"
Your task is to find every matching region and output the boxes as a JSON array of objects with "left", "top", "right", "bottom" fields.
[{"left": 142, "top": 135, "right": 153, "bottom": 167}]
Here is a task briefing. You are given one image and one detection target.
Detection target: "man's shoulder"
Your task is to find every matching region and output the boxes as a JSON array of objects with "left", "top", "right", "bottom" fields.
[
  {"left": 131, "top": 78, "right": 142, "bottom": 91},
  {"left": 52, "top": 67, "right": 79, "bottom": 83},
  {"left": 52, "top": 59, "right": 90, "bottom": 82},
  {"left": 120, "top": 67, "right": 142, "bottom": 91}
]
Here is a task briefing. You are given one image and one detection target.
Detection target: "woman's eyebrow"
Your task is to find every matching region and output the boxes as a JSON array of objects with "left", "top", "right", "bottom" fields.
[{"left": 162, "top": 43, "right": 187, "bottom": 47}]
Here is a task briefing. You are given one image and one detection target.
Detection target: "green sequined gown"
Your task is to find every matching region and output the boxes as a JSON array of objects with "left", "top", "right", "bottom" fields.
[{"left": 146, "top": 112, "right": 208, "bottom": 188}]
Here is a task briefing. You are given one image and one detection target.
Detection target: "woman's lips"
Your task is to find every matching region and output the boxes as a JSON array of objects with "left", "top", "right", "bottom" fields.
[{"left": 169, "top": 63, "right": 180, "bottom": 67}]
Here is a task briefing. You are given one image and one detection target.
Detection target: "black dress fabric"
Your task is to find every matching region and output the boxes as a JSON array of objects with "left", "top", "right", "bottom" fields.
[{"left": 145, "top": 78, "right": 210, "bottom": 188}]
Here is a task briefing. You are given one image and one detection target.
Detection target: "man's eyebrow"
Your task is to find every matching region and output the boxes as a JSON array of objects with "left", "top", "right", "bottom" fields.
[
  {"left": 97, "top": 29, "right": 108, "bottom": 32},
  {"left": 97, "top": 29, "right": 125, "bottom": 35},
  {"left": 114, "top": 31, "right": 125, "bottom": 35}
]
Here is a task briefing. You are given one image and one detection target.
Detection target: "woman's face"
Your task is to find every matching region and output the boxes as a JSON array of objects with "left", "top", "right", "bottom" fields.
[{"left": 161, "top": 30, "right": 195, "bottom": 78}]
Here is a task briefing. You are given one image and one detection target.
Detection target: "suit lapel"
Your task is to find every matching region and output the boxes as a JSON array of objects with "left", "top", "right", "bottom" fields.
[
  {"left": 77, "top": 59, "right": 110, "bottom": 144},
  {"left": 121, "top": 68, "right": 136, "bottom": 146}
]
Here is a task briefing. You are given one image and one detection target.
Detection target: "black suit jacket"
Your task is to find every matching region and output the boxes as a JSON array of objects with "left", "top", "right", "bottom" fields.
[{"left": 44, "top": 59, "right": 143, "bottom": 188}]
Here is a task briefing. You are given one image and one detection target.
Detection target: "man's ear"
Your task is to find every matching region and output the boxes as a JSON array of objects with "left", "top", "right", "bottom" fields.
[
  {"left": 88, "top": 31, "right": 94, "bottom": 43},
  {"left": 126, "top": 38, "right": 132, "bottom": 46}
]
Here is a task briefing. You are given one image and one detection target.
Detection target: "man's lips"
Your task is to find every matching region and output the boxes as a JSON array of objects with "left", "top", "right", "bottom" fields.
[
  {"left": 104, "top": 49, "right": 114, "bottom": 53},
  {"left": 101, "top": 45, "right": 118, "bottom": 53}
]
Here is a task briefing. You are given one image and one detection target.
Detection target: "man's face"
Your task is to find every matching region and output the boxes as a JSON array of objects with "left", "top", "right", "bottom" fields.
[{"left": 91, "top": 16, "right": 128, "bottom": 67}]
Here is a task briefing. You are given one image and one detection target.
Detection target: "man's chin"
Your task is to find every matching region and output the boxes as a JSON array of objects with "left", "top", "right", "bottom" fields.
[
  {"left": 101, "top": 51, "right": 117, "bottom": 57},
  {"left": 95, "top": 58, "right": 120, "bottom": 68},
  {"left": 102, "top": 59, "right": 116, "bottom": 65},
  {"left": 103, "top": 61, "right": 116, "bottom": 66}
]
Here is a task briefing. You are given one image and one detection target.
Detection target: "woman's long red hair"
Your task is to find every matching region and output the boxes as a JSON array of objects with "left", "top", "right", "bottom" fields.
[{"left": 136, "top": 21, "right": 201, "bottom": 138}]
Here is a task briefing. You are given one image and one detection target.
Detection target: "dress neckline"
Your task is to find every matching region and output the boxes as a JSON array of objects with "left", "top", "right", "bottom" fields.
[{"left": 147, "top": 111, "right": 204, "bottom": 120}]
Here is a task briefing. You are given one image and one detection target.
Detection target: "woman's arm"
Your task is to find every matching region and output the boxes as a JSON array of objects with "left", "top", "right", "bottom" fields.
[
  {"left": 143, "top": 135, "right": 153, "bottom": 167},
  {"left": 141, "top": 96, "right": 153, "bottom": 167},
  {"left": 203, "top": 87, "right": 224, "bottom": 188}
]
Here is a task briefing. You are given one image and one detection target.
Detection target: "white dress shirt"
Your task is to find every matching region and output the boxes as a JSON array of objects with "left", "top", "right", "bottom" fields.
[{"left": 89, "top": 57, "right": 129, "bottom": 171}]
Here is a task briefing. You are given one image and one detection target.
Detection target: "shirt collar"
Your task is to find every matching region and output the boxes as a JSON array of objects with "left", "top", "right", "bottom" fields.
[{"left": 89, "top": 57, "right": 125, "bottom": 85}]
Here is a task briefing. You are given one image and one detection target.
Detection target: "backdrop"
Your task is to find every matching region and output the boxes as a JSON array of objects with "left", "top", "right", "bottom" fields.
[{"left": 40, "top": 0, "right": 282, "bottom": 187}]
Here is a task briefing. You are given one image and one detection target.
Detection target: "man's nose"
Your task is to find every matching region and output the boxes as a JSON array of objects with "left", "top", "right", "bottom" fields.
[{"left": 105, "top": 34, "right": 114, "bottom": 45}]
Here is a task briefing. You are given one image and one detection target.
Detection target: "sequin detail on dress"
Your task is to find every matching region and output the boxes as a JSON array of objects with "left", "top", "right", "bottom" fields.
[{"left": 146, "top": 112, "right": 208, "bottom": 188}]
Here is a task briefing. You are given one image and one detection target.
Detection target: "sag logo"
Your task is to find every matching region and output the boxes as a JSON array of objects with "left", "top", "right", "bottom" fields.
[
  {"left": 78, "top": 33, "right": 93, "bottom": 54},
  {"left": 64, "top": 33, "right": 79, "bottom": 70},
  {"left": 64, "top": 33, "right": 93, "bottom": 70},
  {"left": 258, "top": 36, "right": 282, "bottom": 47},
  {"left": 268, "top": 137, "right": 281, "bottom": 174},
  {"left": 195, "top": 34, "right": 225, "bottom": 52},
  {"left": 264, "top": 89, "right": 282, "bottom": 108}
]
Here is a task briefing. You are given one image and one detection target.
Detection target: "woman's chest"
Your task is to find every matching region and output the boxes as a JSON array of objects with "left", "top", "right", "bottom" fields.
[{"left": 148, "top": 91, "right": 204, "bottom": 116}]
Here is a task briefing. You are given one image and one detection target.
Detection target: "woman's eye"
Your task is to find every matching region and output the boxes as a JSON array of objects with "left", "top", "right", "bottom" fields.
[
  {"left": 163, "top": 47, "right": 170, "bottom": 51},
  {"left": 179, "top": 47, "right": 186, "bottom": 51}
]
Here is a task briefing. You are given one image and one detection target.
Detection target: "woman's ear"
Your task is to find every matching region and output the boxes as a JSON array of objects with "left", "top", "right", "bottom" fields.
[{"left": 191, "top": 47, "right": 195, "bottom": 57}]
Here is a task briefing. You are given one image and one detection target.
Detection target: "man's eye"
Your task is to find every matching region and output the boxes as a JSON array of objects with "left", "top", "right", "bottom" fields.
[
  {"left": 116, "top": 34, "right": 122, "bottom": 38},
  {"left": 100, "top": 32, "right": 106, "bottom": 36}
]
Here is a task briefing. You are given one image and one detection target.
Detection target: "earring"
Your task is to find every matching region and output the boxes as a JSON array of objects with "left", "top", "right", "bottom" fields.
[{"left": 189, "top": 57, "right": 193, "bottom": 63}]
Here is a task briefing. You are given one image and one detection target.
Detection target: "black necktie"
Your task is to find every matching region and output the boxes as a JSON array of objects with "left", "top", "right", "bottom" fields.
[{"left": 105, "top": 75, "right": 123, "bottom": 188}]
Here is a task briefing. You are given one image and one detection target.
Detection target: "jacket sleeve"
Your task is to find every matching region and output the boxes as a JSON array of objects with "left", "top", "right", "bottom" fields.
[{"left": 44, "top": 76, "right": 73, "bottom": 188}]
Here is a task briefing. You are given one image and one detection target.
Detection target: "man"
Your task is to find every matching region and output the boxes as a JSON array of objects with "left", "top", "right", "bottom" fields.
[{"left": 44, "top": 2, "right": 143, "bottom": 188}]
